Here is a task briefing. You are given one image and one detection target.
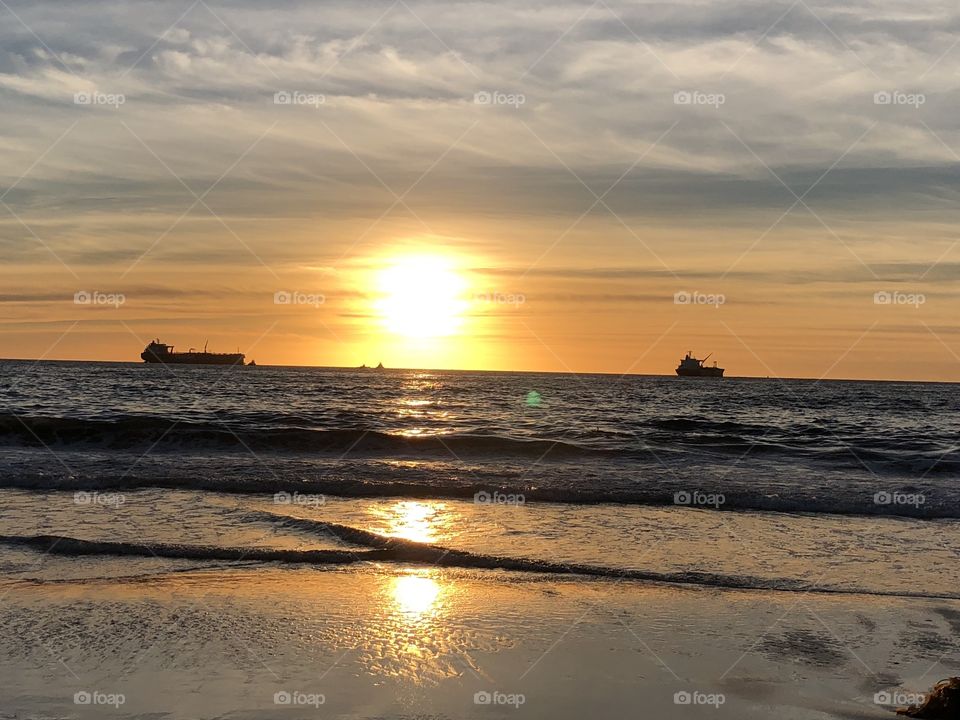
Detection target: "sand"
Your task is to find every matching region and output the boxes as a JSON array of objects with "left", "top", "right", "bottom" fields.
[{"left": 1, "top": 563, "right": 956, "bottom": 719}]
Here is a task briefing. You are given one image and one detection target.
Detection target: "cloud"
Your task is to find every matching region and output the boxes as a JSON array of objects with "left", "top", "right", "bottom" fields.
[{"left": 1, "top": 0, "right": 958, "bottom": 332}]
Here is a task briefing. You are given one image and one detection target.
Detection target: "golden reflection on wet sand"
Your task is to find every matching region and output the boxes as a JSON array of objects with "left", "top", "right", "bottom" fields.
[
  {"left": 367, "top": 569, "right": 474, "bottom": 683},
  {"left": 357, "top": 501, "right": 499, "bottom": 682},
  {"left": 392, "top": 573, "right": 442, "bottom": 617}
]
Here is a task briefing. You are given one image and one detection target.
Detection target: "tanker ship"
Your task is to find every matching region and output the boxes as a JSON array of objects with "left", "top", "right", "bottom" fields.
[{"left": 140, "top": 339, "right": 246, "bottom": 366}]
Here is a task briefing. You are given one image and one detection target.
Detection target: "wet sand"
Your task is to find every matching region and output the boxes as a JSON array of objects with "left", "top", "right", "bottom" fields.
[{"left": 1, "top": 565, "right": 956, "bottom": 719}]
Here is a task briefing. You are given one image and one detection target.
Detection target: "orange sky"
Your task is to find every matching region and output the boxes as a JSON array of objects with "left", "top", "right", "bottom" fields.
[{"left": 1, "top": 1, "right": 959, "bottom": 381}]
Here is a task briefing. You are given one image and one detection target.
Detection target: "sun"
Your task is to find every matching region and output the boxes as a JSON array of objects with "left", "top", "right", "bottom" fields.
[{"left": 375, "top": 255, "right": 469, "bottom": 338}]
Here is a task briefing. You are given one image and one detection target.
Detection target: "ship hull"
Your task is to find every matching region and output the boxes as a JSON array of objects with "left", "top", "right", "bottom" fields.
[
  {"left": 676, "top": 368, "right": 724, "bottom": 377},
  {"left": 141, "top": 351, "right": 245, "bottom": 366}
]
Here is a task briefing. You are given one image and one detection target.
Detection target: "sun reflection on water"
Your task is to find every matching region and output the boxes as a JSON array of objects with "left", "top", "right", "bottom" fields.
[{"left": 373, "top": 500, "right": 448, "bottom": 544}]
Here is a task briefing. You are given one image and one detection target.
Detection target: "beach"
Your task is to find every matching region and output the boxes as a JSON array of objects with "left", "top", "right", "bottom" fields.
[
  {"left": 1, "top": 486, "right": 958, "bottom": 719},
  {"left": 2, "top": 559, "right": 957, "bottom": 719}
]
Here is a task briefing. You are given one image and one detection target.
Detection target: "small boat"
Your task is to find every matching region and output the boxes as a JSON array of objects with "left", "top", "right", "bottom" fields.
[
  {"left": 248, "top": 360, "right": 257, "bottom": 366},
  {"left": 676, "top": 351, "right": 724, "bottom": 377}
]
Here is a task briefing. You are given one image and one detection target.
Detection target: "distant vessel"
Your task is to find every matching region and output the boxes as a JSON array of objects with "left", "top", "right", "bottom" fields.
[
  {"left": 357, "top": 362, "right": 386, "bottom": 370},
  {"left": 676, "top": 351, "right": 724, "bottom": 377},
  {"left": 141, "top": 339, "right": 245, "bottom": 366}
]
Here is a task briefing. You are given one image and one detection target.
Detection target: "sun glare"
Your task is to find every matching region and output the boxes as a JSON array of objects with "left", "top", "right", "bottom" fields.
[{"left": 376, "top": 255, "right": 468, "bottom": 338}]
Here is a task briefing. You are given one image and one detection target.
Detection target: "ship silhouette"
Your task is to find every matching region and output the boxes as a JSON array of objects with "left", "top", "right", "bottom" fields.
[
  {"left": 675, "top": 351, "right": 724, "bottom": 377},
  {"left": 141, "top": 339, "right": 246, "bottom": 366}
]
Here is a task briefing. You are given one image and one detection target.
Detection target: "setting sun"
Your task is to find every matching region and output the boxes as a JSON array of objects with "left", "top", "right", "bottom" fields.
[{"left": 375, "top": 255, "right": 469, "bottom": 339}]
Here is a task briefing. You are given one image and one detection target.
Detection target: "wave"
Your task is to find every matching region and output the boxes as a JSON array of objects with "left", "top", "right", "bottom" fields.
[
  {"left": 644, "top": 419, "right": 960, "bottom": 473},
  {"left": 0, "top": 414, "right": 605, "bottom": 459},
  {"left": 2, "top": 413, "right": 956, "bottom": 480},
  {"left": 2, "top": 531, "right": 957, "bottom": 601},
  {"left": 1, "top": 474, "right": 956, "bottom": 519}
]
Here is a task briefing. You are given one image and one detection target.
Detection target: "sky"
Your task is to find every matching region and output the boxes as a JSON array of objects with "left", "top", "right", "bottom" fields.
[{"left": 1, "top": 0, "right": 959, "bottom": 379}]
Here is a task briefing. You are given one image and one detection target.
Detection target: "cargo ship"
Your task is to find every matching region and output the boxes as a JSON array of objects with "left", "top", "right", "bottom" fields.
[
  {"left": 141, "top": 339, "right": 246, "bottom": 366},
  {"left": 676, "top": 351, "right": 724, "bottom": 377}
]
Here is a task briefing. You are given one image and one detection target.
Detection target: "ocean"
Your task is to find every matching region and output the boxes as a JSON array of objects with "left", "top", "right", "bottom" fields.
[
  {"left": 1, "top": 360, "right": 958, "bottom": 718},
  {"left": 1, "top": 360, "right": 958, "bottom": 588}
]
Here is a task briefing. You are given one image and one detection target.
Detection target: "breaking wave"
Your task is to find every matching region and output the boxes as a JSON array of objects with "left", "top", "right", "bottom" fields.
[
  {"left": 1, "top": 413, "right": 957, "bottom": 479},
  {"left": 2, "top": 529, "right": 957, "bottom": 601}
]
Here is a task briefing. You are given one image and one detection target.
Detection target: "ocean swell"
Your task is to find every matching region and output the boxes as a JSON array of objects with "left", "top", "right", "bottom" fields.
[{"left": 0, "top": 414, "right": 604, "bottom": 459}]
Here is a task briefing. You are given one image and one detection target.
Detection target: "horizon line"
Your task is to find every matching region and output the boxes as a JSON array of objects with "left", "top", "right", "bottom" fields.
[{"left": 0, "top": 356, "right": 956, "bottom": 385}]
